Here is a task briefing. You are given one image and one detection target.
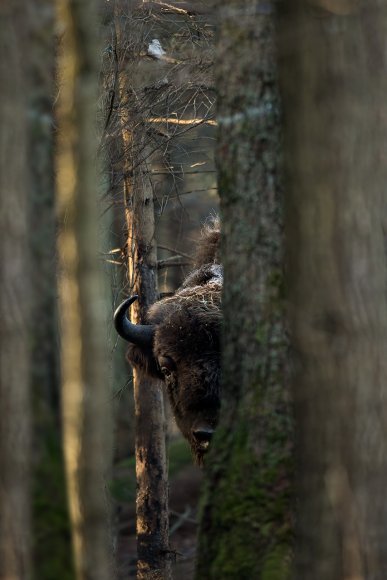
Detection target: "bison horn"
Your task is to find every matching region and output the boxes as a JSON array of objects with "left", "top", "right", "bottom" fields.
[{"left": 114, "top": 295, "right": 155, "bottom": 348}]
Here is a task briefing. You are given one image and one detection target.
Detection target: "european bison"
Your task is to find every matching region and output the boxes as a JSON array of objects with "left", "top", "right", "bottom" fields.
[{"left": 114, "top": 219, "right": 221, "bottom": 464}]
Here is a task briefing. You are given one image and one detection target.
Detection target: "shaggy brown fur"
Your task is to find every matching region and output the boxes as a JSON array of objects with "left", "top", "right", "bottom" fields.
[
  {"left": 193, "top": 216, "right": 221, "bottom": 268},
  {"left": 126, "top": 218, "right": 222, "bottom": 464}
]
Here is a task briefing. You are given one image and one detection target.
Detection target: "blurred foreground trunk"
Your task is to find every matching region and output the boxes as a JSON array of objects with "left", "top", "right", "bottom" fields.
[
  {"left": 196, "top": 1, "right": 293, "bottom": 579},
  {"left": 0, "top": 4, "right": 32, "bottom": 579},
  {"left": 56, "top": 1, "right": 112, "bottom": 579},
  {"left": 29, "top": 2, "right": 74, "bottom": 577},
  {"left": 281, "top": 2, "right": 387, "bottom": 578}
]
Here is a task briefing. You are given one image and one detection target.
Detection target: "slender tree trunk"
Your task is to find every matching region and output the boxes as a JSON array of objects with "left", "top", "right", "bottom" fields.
[
  {"left": 56, "top": 1, "right": 113, "bottom": 579},
  {"left": 280, "top": 2, "right": 387, "bottom": 578},
  {"left": 124, "top": 144, "right": 170, "bottom": 580},
  {"left": 120, "top": 117, "right": 171, "bottom": 580},
  {"left": 0, "top": 4, "right": 32, "bottom": 579},
  {"left": 196, "top": 1, "right": 293, "bottom": 579},
  {"left": 114, "top": 6, "right": 171, "bottom": 577}
]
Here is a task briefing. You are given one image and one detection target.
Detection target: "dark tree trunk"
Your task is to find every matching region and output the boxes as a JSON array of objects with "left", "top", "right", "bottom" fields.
[
  {"left": 196, "top": 1, "right": 293, "bottom": 578},
  {"left": 28, "top": 3, "right": 74, "bottom": 577},
  {"left": 29, "top": 1, "right": 60, "bottom": 414},
  {"left": 0, "top": 3, "right": 32, "bottom": 578},
  {"left": 280, "top": 2, "right": 387, "bottom": 579}
]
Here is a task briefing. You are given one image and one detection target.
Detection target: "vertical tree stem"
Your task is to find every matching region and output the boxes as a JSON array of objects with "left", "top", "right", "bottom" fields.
[
  {"left": 123, "top": 131, "right": 171, "bottom": 580},
  {"left": 56, "top": 1, "right": 112, "bottom": 578},
  {"left": 0, "top": 4, "right": 31, "bottom": 579},
  {"left": 281, "top": 2, "right": 387, "bottom": 578},
  {"left": 196, "top": 1, "right": 293, "bottom": 578},
  {"left": 114, "top": 6, "right": 171, "bottom": 575}
]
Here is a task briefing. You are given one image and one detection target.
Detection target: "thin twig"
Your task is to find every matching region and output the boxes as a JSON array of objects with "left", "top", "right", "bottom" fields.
[
  {"left": 158, "top": 259, "right": 191, "bottom": 269},
  {"left": 169, "top": 507, "right": 197, "bottom": 536},
  {"left": 168, "top": 187, "right": 218, "bottom": 199},
  {"left": 158, "top": 245, "right": 193, "bottom": 260}
]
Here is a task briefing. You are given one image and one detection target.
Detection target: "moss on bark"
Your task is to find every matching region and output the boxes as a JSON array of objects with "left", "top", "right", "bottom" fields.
[{"left": 195, "top": 1, "right": 293, "bottom": 578}]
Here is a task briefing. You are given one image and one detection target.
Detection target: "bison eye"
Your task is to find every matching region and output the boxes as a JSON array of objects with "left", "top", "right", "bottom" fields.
[{"left": 158, "top": 356, "right": 175, "bottom": 377}]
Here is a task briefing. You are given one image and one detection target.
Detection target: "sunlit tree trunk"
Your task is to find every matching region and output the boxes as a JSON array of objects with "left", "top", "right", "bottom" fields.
[
  {"left": 280, "top": 2, "right": 387, "bottom": 578},
  {"left": 29, "top": 2, "right": 74, "bottom": 577},
  {"left": 124, "top": 143, "right": 170, "bottom": 580},
  {"left": 0, "top": 3, "right": 31, "bottom": 579},
  {"left": 113, "top": 5, "right": 171, "bottom": 577},
  {"left": 56, "top": 1, "right": 113, "bottom": 579},
  {"left": 196, "top": 1, "right": 293, "bottom": 578}
]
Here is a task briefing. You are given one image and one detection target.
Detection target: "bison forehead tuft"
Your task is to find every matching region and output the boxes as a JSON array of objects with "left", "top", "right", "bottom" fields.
[{"left": 151, "top": 297, "right": 221, "bottom": 360}]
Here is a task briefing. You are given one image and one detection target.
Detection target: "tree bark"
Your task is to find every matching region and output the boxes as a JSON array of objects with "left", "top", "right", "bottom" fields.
[
  {"left": 29, "top": 3, "right": 74, "bottom": 577},
  {"left": 196, "top": 1, "right": 293, "bottom": 579},
  {"left": 0, "top": 3, "right": 32, "bottom": 579},
  {"left": 113, "top": 5, "right": 171, "bottom": 577},
  {"left": 30, "top": 1, "right": 60, "bottom": 414},
  {"left": 56, "top": 1, "right": 113, "bottom": 579},
  {"left": 125, "top": 161, "right": 171, "bottom": 580},
  {"left": 280, "top": 2, "right": 387, "bottom": 579},
  {"left": 120, "top": 89, "right": 171, "bottom": 580}
]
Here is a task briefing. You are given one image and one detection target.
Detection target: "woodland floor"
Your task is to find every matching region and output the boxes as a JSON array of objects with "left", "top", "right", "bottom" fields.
[{"left": 115, "top": 461, "right": 203, "bottom": 579}]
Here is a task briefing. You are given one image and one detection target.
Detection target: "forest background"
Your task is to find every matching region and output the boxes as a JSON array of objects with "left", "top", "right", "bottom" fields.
[{"left": 1, "top": 1, "right": 387, "bottom": 580}]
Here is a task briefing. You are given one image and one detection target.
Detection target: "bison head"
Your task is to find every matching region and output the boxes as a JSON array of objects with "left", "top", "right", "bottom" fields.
[{"left": 114, "top": 275, "right": 221, "bottom": 465}]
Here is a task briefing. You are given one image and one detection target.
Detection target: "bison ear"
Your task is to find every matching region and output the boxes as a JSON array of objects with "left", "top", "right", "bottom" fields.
[{"left": 126, "top": 344, "right": 163, "bottom": 380}]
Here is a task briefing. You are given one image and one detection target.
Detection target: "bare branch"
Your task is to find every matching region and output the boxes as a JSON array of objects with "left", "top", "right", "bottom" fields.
[
  {"left": 147, "top": 116, "right": 217, "bottom": 126},
  {"left": 158, "top": 259, "right": 191, "bottom": 269},
  {"left": 157, "top": 245, "right": 193, "bottom": 260}
]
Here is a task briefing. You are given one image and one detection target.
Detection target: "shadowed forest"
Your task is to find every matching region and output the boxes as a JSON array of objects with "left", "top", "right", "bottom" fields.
[{"left": 1, "top": 1, "right": 387, "bottom": 580}]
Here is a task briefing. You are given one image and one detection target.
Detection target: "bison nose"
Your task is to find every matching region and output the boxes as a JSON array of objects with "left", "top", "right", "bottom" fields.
[{"left": 192, "top": 427, "right": 214, "bottom": 446}]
